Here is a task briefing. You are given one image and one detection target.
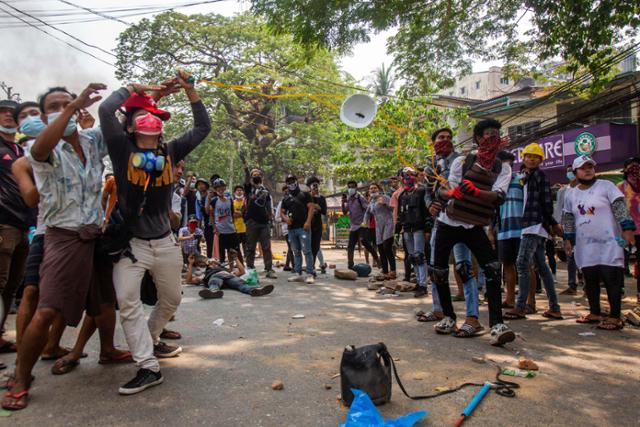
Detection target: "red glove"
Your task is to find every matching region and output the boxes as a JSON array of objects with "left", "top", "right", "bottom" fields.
[
  {"left": 460, "top": 179, "right": 481, "bottom": 197},
  {"left": 447, "top": 186, "right": 465, "bottom": 200}
]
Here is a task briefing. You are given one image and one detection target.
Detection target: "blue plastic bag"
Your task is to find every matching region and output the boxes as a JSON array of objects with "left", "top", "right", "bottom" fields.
[{"left": 340, "top": 389, "right": 427, "bottom": 427}]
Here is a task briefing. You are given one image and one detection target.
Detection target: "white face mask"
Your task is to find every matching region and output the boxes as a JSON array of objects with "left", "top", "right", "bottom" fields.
[{"left": 347, "top": 188, "right": 356, "bottom": 196}]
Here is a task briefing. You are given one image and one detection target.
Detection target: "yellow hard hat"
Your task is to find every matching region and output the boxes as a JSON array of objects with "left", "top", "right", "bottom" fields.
[{"left": 522, "top": 143, "right": 545, "bottom": 161}]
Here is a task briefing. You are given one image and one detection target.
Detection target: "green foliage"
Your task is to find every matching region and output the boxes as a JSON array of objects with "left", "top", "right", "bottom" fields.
[
  {"left": 332, "top": 97, "right": 470, "bottom": 184},
  {"left": 251, "top": 0, "right": 640, "bottom": 93}
]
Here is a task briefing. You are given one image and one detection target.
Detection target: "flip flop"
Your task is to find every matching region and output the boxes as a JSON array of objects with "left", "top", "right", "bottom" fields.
[
  {"left": 416, "top": 311, "right": 442, "bottom": 322},
  {"left": 0, "top": 341, "right": 16, "bottom": 354},
  {"left": 2, "top": 389, "right": 29, "bottom": 411},
  {"left": 51, "top": 358, "right": 79, "bottom": 375},
  {"left": 542, "top": 310, "right": 564, "bottom": 320},
  {"left": 42, "top": 350, "right": 88, "bottom": 361},
  {"left": 597, "top": 318, "right": 624, "bottom": 331},
  {"left": 453, "top": 322, "right": 484, "bottom": 338},
  {"left": 503, "top": 311, "right": 527, "bottom": 320},
  {"left": 98, "top": 351, "right": 133, "bottom": 365},
  {"left": 576, "top": 314, "right": 602, "bottom": 324}
]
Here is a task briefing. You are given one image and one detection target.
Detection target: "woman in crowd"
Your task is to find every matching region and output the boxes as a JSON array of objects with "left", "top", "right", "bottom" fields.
[
  {"left": 563, "top": 156, "right": 635, "bottom": 330},
  {"left": 363, "top": 182, "right": 396, "bottom": 280}
]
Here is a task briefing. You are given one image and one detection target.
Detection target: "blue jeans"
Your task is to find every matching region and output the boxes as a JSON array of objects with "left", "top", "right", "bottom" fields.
[
  {"left": 403, "top": 230, "right": 426, "bottom": 287},
  {"left": 429, "top": 226, "right": 479, "bottom": 318},
  {"left": 516, "top": 235, "right": 560, "bottom": 312},
  {"left": 288, "top": 228, "right": 314, "bottom": 275},
  {"left": 207, "top": 276, "right": 254, "bottom": 295}
]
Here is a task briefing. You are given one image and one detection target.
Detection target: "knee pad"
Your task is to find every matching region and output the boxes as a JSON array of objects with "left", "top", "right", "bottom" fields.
[
  {"left": 455, "top": 261, "right": 473, "bottom": 283},
  {"left": 414, "top": 252, "right": 426, "bottom": 266},
  {"left": 432, "top": 267, "right": 449, "bottom": 285},
  {"left": 482, "top": 261, "right": 502, "bottom": 284}
]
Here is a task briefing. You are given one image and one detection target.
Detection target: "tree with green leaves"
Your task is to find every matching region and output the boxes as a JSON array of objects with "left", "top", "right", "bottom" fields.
[
  {"left": 332, "top": 97, "right": 470, "bottom": 184},
  {"left": 369, "top": 63, "right": 396, "bottom": 101},
  {"left": 114, "top": 11, "right": 349, "bottom": 190},
  {"left": 251, "top": 0, "right": 640, "bottom": 93}
]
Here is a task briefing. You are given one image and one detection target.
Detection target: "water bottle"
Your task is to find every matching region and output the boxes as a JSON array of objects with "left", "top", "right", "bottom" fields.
[{"left": 502, "top": 367, "right": 536, "bottom": 378}]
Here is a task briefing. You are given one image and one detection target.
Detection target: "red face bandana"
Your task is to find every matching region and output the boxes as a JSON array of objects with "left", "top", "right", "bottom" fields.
[
  {"left": 434, "top": 140, "right": 453, "bottom": 157},
  {"left": 477, "top": 135, "right": 503, "bottom": 170},
  {"left": 188, "top": 223, "right": 197, "bottom": 233},
  {"left": 626, "top": 164, "right": 640, "bottom": 192}
]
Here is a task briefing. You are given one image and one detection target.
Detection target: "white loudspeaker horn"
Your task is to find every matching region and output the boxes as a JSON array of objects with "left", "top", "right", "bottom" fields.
[{"left": 340, "top": 94, "right": 377, "bottom": 128}]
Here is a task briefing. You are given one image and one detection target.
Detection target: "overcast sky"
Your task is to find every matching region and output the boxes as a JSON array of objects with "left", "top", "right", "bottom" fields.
[{"left": 0, "top": 0, "right": 499, "bottom": 102}]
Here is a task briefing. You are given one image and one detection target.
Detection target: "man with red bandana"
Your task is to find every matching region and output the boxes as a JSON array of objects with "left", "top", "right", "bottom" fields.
[
  {"left": 618, "top": 156, "right": 640, "bottom": 306},
  {"left": 429, "top": 119, "right": 516, "bottom": 346},
  {"left": 420, "top": 128, "right": 481, "bottom": 328},
  {"left": 98, "top": 72, "right": 211, "bottom": 395}
]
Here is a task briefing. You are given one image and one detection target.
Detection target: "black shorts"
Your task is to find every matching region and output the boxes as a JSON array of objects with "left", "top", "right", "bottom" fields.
[
  {"left": 24, "top": 234, "right": 45, "bottom": 286},
  {"left": 498, "top": 237, "right": 520, "bottom": 264}
]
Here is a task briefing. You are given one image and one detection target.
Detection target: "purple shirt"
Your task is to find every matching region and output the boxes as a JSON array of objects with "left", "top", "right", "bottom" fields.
[{"left": 343, "top": 194, "right": 368, "bottom": 231}]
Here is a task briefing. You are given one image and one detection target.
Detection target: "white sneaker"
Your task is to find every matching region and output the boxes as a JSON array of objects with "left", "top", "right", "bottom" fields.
[
  {"left": 305, "top": 275, "right": 315, "bottom": 284},
  {"left": 490, "top": 323, "right": 516, "bottom": 346},
  {"left": 434, "top": 316, "right": 456, "bottom": 334},
  {"left": 288, "top": 274, "right": 305, "bottom": 283}
]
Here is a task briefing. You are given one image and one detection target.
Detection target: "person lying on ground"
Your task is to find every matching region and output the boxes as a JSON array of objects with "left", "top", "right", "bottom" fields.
[{"left": 188, "top": 250, "right": 274, "bottom": 299}]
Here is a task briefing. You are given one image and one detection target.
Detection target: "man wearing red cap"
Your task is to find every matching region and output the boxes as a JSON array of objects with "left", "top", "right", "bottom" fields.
[{"left": 98, "top": 72, "right": 211, "bottom": 395}]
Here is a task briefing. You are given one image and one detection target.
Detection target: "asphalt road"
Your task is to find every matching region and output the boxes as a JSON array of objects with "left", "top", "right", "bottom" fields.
[{"left": 2, "top": 243, "right": 640, "bottom": 426}]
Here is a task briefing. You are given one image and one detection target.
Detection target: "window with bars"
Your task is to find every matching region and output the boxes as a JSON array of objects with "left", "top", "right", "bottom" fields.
[
  {"left": 508, "top": 121, "right": 541, "bottom": 140},
  {"left": 500, "top": 77, "right": 509, "bottom": 85}
]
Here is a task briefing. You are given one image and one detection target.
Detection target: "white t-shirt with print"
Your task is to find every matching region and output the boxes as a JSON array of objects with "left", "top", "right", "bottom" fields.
[{"left": 563, "top": 180, "right": 625, "bottom": 268}]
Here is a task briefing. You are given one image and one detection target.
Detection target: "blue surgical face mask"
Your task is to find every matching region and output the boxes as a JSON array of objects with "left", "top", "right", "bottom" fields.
[
  {"left": 347, "top": 188, "right": 356, "bottom": 196},
  {"left": 47, "top": 112, "right": 77, "bottom": 137},
  {"left": 19, "top": 115, "right": 46, "bottom": 137},
  {"left": 0, "top": 124, "right": 17, "bottom": 134},
  {"left": 566, "top": 171, "right": 575, "bottom": 181}
]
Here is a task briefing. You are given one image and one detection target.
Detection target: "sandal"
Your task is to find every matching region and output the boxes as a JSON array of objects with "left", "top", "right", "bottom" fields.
[
  {"left": 434, "top": 317, "right": 457, "bottom": 334},
  {"left": 453, "top": 322, "right": 484, "bottom": 338},
  {"left": 542, "top": 310, "right": 564, "bottom": 320},
  {"left": 501, "top": 301, "right": 514, "bottom": 309},
  {"left": 576, "top": 313, "right": 602, "bottom": 324},
  {"left": 98, "top": 351, "right": 133, "bottom": 365},
  {"left": 2, "top": 389, "right": 29, "bottom": 411},
  {"left": 51, "top": 358, "right": 79, "bottom": 375},
  {"left": 597, "top": 318, "right": 624, "bottom": 331},
  {"left": 416, "top": 311, "right": 443, "bottom": 322},
  {"left": 160, "top": 329, "right": 182, "bottom": 340},
  {"left": 503, "top": 310, "right": 527, "bottom": 320},
  {"left": 525, "top": 304, "right": 538, "bottom": 314}
]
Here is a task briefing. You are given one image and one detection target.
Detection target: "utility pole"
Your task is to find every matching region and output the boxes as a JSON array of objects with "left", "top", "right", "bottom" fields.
[{"left": 0, "top": 82, "right": 21, "bottom": 102}]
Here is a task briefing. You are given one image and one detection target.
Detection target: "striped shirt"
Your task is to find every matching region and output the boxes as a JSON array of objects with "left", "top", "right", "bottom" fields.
[{"left": 498, "top": 173, "right": 524, "bottom": 241}]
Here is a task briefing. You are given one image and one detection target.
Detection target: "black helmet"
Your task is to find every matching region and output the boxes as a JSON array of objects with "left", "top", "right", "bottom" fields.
[
  {"left": 306, "top": 176, "right": 320, "bottom": 186},
  {"left": 212, "top": 178, "right": 227, "bottom": 188}
]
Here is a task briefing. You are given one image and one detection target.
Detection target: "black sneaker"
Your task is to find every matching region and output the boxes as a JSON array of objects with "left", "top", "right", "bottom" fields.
[
  {"left": 413, "top": 287, "right": 428, "bottom": 298},
  {"left": 320, "top": 264, "right": 327, "bottom": 274},
  {"left": 153, "top": 342, "right": 182, "bottom": 358},
  {"left": 199, "top": 288, "right": 224, "bottom": 299},
  {"left": 250, "top": 284, "right": 274, "bottom": 297},
  {"left": 118, "top": 368, "right": 163, "bottom": 395},
  {"left": 283, "top": 266, "right": 292, "bottom": 272}
]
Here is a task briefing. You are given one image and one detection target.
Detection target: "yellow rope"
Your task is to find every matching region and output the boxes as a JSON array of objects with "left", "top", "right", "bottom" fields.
[{"left": 197, "top": 79, "right": 448, "bottom": 184}]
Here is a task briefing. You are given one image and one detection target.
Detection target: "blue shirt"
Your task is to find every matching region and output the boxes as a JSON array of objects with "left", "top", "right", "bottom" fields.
[{"left": 498, "top": 173, "right": 524, "bottom": 241}]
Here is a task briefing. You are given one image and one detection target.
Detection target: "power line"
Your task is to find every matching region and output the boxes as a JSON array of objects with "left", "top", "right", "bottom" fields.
[
  {"left": 0, "top": 3, "right": 116, "bottom": 67},
  {"left": 56, "top": 0, "right": 129, "bottom": 25}
]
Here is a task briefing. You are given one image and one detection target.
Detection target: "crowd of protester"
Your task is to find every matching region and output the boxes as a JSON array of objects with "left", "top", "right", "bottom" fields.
[{"left": 0, "top": 77, "right": 638, "bottom": 411}]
